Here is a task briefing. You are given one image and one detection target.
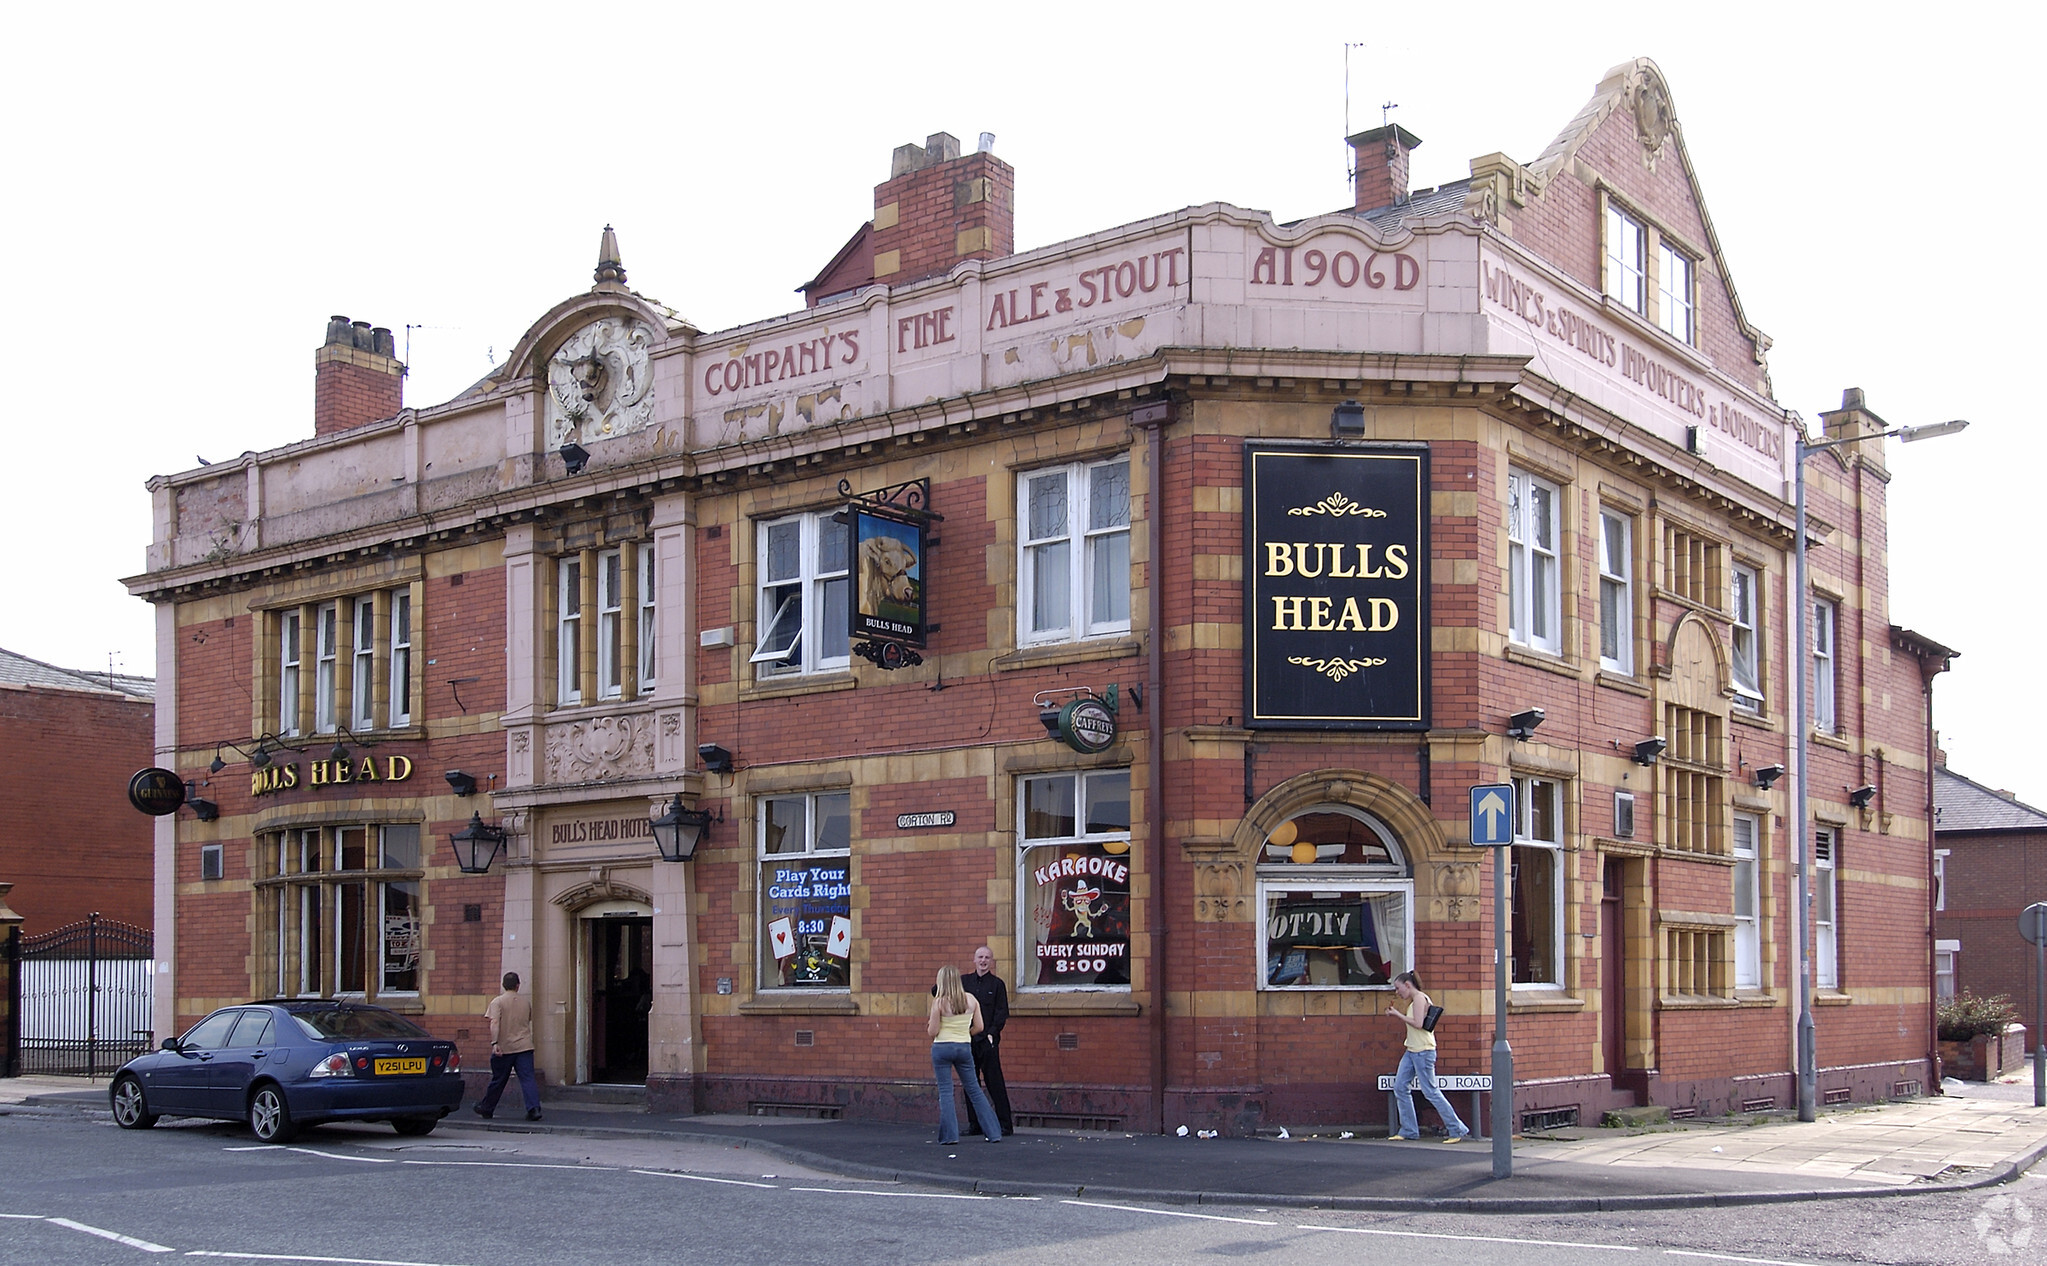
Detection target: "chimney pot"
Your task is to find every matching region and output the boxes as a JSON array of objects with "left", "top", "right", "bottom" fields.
[
  {"left": 325, "top": 315, "right": 353, "bottom": 346},
  {"left": 314, "top": 314, "right": 405, "bottom": 437}
]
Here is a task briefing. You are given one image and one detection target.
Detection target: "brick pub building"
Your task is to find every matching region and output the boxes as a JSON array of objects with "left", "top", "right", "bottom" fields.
[{"left": 127, "top": 59, "right": 1954, "bottom": 1132}]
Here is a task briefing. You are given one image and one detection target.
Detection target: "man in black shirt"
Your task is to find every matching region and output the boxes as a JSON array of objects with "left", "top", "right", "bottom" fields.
[{"left": 959, "top": 945, "right": 1014, "bottom": 1135}]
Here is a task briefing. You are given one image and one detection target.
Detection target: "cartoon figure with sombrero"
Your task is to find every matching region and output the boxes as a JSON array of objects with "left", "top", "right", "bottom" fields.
[{"left": 1062, "top": 881, "right": 1109, "bottom": 938}]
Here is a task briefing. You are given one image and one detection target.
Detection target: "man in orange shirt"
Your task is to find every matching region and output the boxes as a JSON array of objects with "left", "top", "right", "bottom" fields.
[{"left": 474, "top": 972, "right": 542, "bottom": 1121}]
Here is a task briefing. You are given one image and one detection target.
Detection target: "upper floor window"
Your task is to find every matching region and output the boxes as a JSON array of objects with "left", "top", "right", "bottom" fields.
[
  {"left": 1730, "top": 563, "right": 1761, "bottom": 710},
  {"left": 1598, "top": 510, "right": 1633, "bottom": 674},
  {"left": 1657, "top": 244, "right": 1694, "bottom": 343},
  {"left": 272, "top": 590, "right": 416, "bottom": 737},
  {"left": 1812, "top": 598, "right": 1838, "bottom": 734},
  {"left": 1663, "top": 703, "right": 1726, "bottom": 856},
  {"left": 554, "top": 543, "right": 656, "bottom": 704},
  {"left": 638, "top": 547, "right": 657, "bottom": 692},
  {"left": 1507, "top": 469, "right": 1560, "bottom": 654},
  {"left": 351, "top": 601, "right": 377, "bottom": 730},
  {"left": 1664, "top": 525, "right": 1724, "bottom": 609},
  {"left": 1605, "top": 205, "right": 1647, "bottom": 316},
  {"left": 557, "top": 557, "right": 583, "bottom": 705},
  {"left": 753, "top": 513, "right": 849, "bottom": 678},
  {"left": 389, "top": 592, "right": 412, "bottom": 728},
  {"left": 279, "top": 610, "right": 302, "bottom": 737},
  {"left": 314, "top": 602, "right": 341, "bottom": 733},
  {"left": 597, "top": 548, "right": 625, "bottom": 701},
  {"left": 1019, "top": 458, "right": 1131, "bottom": 645},
  {"left": 1511, "top": 776, "right": 1564, "bottom": 987}
]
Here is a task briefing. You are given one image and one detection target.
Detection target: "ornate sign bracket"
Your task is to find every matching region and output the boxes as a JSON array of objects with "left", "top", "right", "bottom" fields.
[{"left": 837, "top": 477, "right": 944, "bottom": 526}]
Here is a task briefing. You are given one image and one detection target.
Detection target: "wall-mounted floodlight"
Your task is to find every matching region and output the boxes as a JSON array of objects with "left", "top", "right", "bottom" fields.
[
  {"left": 698, "top": 743, "right": 734, "bottom": 774},
  {"left": 1507, "top": 708, "right": 1545, "bottom": 741},
  {"left": 1632, "top": 737, "right": 1667, "bottom": 766},
  {"left": 560, "top": 442, "right": 591, "bottom": 475},
  {"left": 1753, "top": 764, "right": 1785, "bottom": 792},
  {"left": 1848, "top": 785, "right": 1876, "bottom": 810},
  {"left": 444, "top": 770, "right": 478, "bottom": 797},
  {"left": 1331, "top": 400, "right": 1366, "bottom": 438}
]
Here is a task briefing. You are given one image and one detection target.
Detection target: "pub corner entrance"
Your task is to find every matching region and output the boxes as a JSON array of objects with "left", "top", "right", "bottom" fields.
[{"left": 581, "top": 914, "right": 651, "bottom": 1085}]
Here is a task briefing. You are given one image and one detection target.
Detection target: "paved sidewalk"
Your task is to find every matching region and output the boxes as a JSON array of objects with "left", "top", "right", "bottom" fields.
[{"left": 9, "top": 1070, "right": 2044, "bottom": 1213}]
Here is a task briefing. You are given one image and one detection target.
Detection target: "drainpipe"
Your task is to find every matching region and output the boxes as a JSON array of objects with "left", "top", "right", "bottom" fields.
[{"left": 1133, "top": 399, "right": 1171, "bottom": 1132}]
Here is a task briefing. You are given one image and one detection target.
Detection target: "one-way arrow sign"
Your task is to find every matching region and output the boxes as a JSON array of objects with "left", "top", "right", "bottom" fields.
[{"left": 1470, "top": 783, "right": 1514, "bottom": 847}]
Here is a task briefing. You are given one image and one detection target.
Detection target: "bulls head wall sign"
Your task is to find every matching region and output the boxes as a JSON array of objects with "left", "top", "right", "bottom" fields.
[{"left": 1244, "top": 443, "right": 1429, "bottom": 729}]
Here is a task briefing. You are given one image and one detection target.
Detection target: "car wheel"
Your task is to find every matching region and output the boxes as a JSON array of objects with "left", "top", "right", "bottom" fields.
[
  {"left": 111, "top": 1075, "right": 158, "bottom": 1129},
  {"left": 391, "top": 1117, "right": 438, "bottom": 1137},
  {"left": 248, "top": 1084, "right": 297, "bottom": 1144}
]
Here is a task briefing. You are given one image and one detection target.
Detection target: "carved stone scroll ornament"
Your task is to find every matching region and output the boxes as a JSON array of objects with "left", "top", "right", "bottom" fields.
[
  {"left": 1193, "top": 861, "right": 1247, "bottom": 923},
  {"left": 545, "top": 317, "right": 655, "bottom": 447},
  {"left": 1427, "top": 861, "right": 1483, "bottom": 923},
  {"left": 1629, "top": 68, "right": 1676, "bottom": 173},
  {"left": 543, "top": 714, "right": 654, "bottom": 784}
]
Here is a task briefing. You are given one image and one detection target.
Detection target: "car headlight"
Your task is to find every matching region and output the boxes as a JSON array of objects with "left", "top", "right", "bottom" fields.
[{"left": 307, "top": 1053, "right": 349, "bottom": 1078}]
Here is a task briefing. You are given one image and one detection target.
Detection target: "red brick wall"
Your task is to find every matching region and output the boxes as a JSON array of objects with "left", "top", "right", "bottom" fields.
[
  {"left": 871, "top": 150, "right": 1014, "bottom": 288},
  {"left": 0, "top": 686, "right": 154, "bottom": 933},
  {"left": 1937, "top": 828, "right": 2047, "bottom": 1018}
]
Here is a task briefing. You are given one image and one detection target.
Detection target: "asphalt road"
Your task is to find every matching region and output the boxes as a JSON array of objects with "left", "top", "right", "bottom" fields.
[{"left": 0, "top": 1104, "right": 2038, "bottom": 1265}]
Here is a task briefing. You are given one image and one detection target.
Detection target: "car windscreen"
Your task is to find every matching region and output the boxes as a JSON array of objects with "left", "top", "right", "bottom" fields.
[{"left": 290, "top": 1008, "right": 433, "bottom": 1041}]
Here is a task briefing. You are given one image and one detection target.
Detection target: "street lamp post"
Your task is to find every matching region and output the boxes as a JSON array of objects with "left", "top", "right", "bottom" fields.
[{"left": 1792, "top": 409, "right": 1966, "bottom": 1122}]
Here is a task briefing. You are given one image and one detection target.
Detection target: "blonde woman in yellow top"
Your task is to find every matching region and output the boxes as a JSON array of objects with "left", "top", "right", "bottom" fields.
[
  {"left": 1387, "top": 969, "right": 1470, "bottom": 1142},
  {"left": 928, "top": 964, "right": 1003, "bottom": 1142}
]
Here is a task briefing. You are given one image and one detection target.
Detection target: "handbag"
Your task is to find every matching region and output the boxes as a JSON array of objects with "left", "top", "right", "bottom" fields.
[{"left": 1421, "top": 1004, "right": 1444, "bottom": 1033}]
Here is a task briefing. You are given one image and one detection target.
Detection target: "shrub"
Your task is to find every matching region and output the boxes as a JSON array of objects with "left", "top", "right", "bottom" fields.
[{"left": 1937, "top": 992, "right": 2018, "bottom": 1041}]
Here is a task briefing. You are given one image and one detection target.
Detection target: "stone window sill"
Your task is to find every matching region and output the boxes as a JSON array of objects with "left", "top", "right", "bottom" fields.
[
  {"left": 1503, "top": 644, "right": 1580, "bottom": 679},
  {"left": 1508, "top": 991, "right": 1585, "bottom": 1013},
  {"left": 992, "top": 637, "right": 1144, "bottom": 673},
  {"left": 1011, "top": 992, "right": 1142, "bottom": 1016},
  {"left": 738, "top": 992, "right": 859, "bottom": 1015}
]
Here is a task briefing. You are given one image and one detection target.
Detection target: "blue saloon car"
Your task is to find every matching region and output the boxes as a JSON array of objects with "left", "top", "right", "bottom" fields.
[{"left": 110, "top": 1001, "right": 463, "bottom": 1143}]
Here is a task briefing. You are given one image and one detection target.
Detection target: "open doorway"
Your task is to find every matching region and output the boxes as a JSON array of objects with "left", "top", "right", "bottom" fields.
[{"left": 585, "top": 915, "right": 651, "bottom": 1085}]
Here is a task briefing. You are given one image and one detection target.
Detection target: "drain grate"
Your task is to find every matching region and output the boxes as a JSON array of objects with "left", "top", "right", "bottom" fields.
[
  {"left": 1741, "top": 1097, "right": 1777, "bottom": 1112},
  {"left": 748, "top": 1101, "right": 842, "bottom": 1119},
  {"left": 1521, "top": 1106, "right": 1580, "bottom": 1132},
  {"left": 1891, "top": 1080, "right": 1922, "bottom": 1098},
  {"left": 793, "top": 1030, "right": 815, "bottom": 1047},
  {"left": 1056, "top": 1033, "right": 1079, "bottom": 1051},
  {"left": 1667, "top": 1105, "right": 1699, "bottom": 1120},
  {"left": 1823, "top": 1087, "right": 1852, "bottom": 1105},
  {"left": 1015, "top": 1112, "right": 1121, "bottom": 1131}
]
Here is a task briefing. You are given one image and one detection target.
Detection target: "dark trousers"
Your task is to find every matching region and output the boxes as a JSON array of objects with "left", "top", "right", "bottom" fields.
[
  {"left": 478, "top": 1049, "right": 540, "bottom": 1115},
  {"left": 969, "top": 1032, "right": 1014, "bottom": 1133}
]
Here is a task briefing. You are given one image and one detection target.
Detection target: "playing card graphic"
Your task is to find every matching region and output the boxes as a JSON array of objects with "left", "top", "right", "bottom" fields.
[
  {"left": 826, "top": 916, "right": 852, "bottom": 958},
  {"left": 768, "top": 917, "right": 796, "bottom": 960}
]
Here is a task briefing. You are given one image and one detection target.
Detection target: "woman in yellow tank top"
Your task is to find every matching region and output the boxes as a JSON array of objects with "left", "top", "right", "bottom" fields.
[{"left": 928, "top": 964, "right": 1003, "bottom": 1143}]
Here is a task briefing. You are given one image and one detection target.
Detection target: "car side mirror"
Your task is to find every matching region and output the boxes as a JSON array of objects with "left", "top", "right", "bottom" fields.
[{"left": 160, "top": 1037, "right": 181, "bottom": 1052}]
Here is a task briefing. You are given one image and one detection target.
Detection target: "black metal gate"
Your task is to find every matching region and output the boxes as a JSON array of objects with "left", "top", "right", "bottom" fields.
[{"left": 3, "top": 913, "right": 155, "bottom": 1077}]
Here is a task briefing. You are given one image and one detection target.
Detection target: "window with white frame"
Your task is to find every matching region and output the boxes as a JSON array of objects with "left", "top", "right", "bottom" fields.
[
  {"left": 1934, "top": 848, "right": 1948, "bottom": 912},
  {"left": 351, "top": 599, "right": 377, "bottom": 730},
  {"left": 1508, "top": 469, "right": 1561, "bottom": 654},
  {"left": 753, "top": 512, "right": 850, "bottom": 677},
  {"left": 1511, "top": 776, "right": 1565, "bottom": 987},
  {"left": 1605, "top": 205, "right": 1647, "bottom": 316},
  {"left": 1812, "top": 598, "right": 1837, "bottom": 734},
  {"left": 1598, "top": 510, "right": 1633, "bottom": 673},
  {"left": 1256, "top": 806, "right": 1410, "bottom": 990},
  {"left": 279, "top": 610, "right": 302, "bottom": 736},
  {"left": 1732, "top": 812, "right": 1760, "bottom": 990},
  {"left": 1019, "top": 458, "right": 1131, "bottom": 645},
  {"left": 557, "top": 556, "right": 583, "bottom": 704},
  {"left": 597, "top": 548, "right": 625, "bottom": 700},
  {"left": 1814, "top": 827, "right": 1838, "bottom": 989},
  {"left": 264, "top": 823, "right": 422, "bottom": 999},
  {"left": 1657, "top": 244, "right": 1694, "bottom": 343},
  {"left": 1730, "top": 563, "right": 1761, "bottom": 710},
  {"left": 1935, "top": 939, "right": 1959, "bottom": 999},
  {"left": 638, "top": 547, "right": 657, "bottom": 692},
  {"left": 1020, "top": 771, "right": 1133, "bottom": 990},
  {"left": 388, "top": 591, "right": 412, "bottom": 728},
  {"left": 758, "top": 791, "right": 852, "bottom": 989},
  {"left": 314, "top": 601, "right": 340, "bottom": 732}
]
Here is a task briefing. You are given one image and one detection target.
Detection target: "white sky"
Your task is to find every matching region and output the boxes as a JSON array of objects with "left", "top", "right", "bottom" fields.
[{"left": 4, "top": 3, "right": 2039, "bottom": 802}]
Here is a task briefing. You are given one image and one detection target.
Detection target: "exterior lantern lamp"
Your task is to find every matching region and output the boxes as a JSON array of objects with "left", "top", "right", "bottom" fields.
[
  {"left": 1792, "top": 406, "right": 1966, "bottom": 1121},
  {"left": 650, "top": 794, "right": 714, "bottom": 863},
  {"left": 447, "top": 812, "right": 507, "bottom": 874}
]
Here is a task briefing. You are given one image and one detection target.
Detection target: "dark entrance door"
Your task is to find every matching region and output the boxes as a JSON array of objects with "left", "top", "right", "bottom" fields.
[
  {"left": 587, "top": 916, "right": 651, "bottom": 1085},
  {"left": 1601, "top": 858, "right": 1627, "bottom": 1084}
]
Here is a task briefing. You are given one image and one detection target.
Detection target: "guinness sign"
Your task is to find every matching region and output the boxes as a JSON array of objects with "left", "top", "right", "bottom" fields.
[{"left": 1244, "top": 443, "right": 1429, "bottom": 728}]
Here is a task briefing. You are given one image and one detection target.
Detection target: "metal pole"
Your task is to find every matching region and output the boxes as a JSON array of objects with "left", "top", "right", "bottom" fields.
[
  {"left": 87, "top": 912, "right": 100, "bottom": 1081},
  {"left": 1794, "top": 444, "right": 1816, "bottom": 1122},
  {"left": 1492, "top": 842, "right": 1513, "bottom": 1178},
  {"left": 2035, "top": 930, "right": 2044, "bottom": 1110}
]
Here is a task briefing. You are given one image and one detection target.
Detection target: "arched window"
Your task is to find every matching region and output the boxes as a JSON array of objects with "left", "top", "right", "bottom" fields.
[{"left": 1255, "top": 807, "right": 1412, "bottom": 990}]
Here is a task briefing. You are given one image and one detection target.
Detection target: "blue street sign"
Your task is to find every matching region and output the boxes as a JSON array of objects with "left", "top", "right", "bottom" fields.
[{"left": 1470, "top": 783, "right": 1514, "bottom": 847}]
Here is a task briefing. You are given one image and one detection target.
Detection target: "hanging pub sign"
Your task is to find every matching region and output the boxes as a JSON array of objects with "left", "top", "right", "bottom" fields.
[
  {"left": 838, "top": 477, "right": 941, "bottom": 671},
  {"left": 127, "top": 767, "right": 187, "bottom": 816},
  {"left": 1244, "top": 442, "right": 1429, "bottom": 729}
]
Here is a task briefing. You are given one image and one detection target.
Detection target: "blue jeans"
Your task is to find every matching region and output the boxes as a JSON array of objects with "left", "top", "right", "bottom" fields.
[
  {"left": 1393, "top": 1048, "right": 1469, "bottom": 1139},
  {"left": 479, "top": 1049, "right": 540, "bottom": 1115},
  {"left": 932, "top": 1041, "right": 1002, "bottom": 1142}
]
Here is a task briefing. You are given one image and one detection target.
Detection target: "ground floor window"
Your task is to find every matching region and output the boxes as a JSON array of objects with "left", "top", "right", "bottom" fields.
[
  {"left": 1934, "top": 939, "right": 1959, "bottom": 999},
  {"left": 1255, "top": 806, "right": 1411, "bottom": 989},
  {"left": 758, "top": 791, "right": 852, "bottom": 989},
  {"left": 261, "top": 823, "right": 423, "bottom": 1000},
  {"left": 1511, "top": 776, "right": 1565, "bottom": 987},
  {"left": 1018, "top": 770, "right": 1132, "bottom": 989}
]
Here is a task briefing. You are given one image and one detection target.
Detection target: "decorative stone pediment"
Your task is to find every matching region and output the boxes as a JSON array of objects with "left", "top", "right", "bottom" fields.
[
  {"left": 551, "top": 868, "right": 653, "bottom": 912},
  {"left": 543, "top": 713, "right": 654, "bottom": 784}
]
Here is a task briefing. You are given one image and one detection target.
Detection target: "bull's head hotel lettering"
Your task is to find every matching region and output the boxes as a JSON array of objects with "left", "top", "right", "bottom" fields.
[
  {"left": 1244, "top": 444, "right": 1429, "bottom": 728},
  {"left": 251, "top": 755, "right": 414, "bottom": 796}
]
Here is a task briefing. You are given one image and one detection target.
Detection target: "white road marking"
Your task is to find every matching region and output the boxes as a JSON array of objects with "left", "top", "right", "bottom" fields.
[
  {"left": 1662, "top": 1245, "right": 1825, "bottom": 1253},
  {"left": 0, "top": 1213, "right": 48, "bottom": 1219},
  {"left": 632, "top": 1169, "right": 778, "bottom": 1189},
  {"left": 1065, "top": 1200, "right": 1278, "bottom": 1226},
  {"left": 1299, "top": 1223, "right": 1640, "bottom": 1251},
  {"left": 44, "top": 1217, "right": 173, "bottom": 1252},
  {"left": 402, "top": 1160, "right": 606, "bottom": 1171},
  {"left": 281, "top": 1147, "right": 394, "bottom": 1164},
  {"left": 184, "top": 1245, "right": 470, "bottom": 1253},
  {"left": 789, "top": 1187, "right": 992, "bottom": 1200},
  {"left": 185, "top": 1254, "right": 474, "bottom": 1266}
]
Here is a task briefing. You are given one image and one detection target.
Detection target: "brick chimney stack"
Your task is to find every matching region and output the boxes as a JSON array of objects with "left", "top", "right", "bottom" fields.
[
  {"left": 1348, "top": 124, "right": 1422, "bottom": 214},
  {"left": 313, "top": 315, "right": 404, "bottom": 437},
  {"left": 869, "top": 132, "right": 1014, "bottom": 287}
]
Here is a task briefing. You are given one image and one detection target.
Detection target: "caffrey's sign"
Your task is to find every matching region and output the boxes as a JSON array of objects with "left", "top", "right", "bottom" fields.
[{"left": 1244, "top": 443, "right": 1429, "bottom": 729}]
